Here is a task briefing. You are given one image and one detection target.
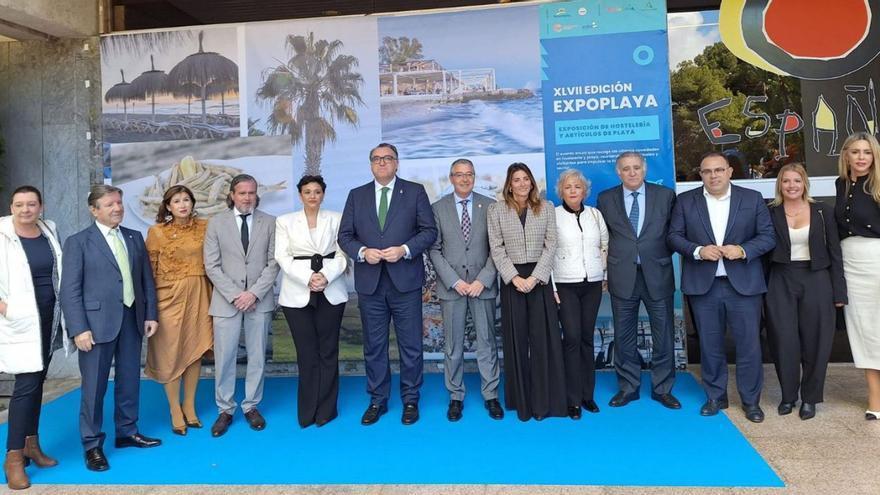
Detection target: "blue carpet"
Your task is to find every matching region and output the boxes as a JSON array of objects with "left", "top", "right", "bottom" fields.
[{"left": 1, "top": 372, "right": 782, "bottom": 486}]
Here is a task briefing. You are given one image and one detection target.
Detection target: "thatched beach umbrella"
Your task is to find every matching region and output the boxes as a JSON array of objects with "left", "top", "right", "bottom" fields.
[
  {"left": 206, "top": 79, "right": 238, "bottom": 116},
  {"left": 130, "top": 55, "right": 169, "bottom": 121},
  {"left": 104, "top": 69, "right": 141, "bottom": 123},
  {"left": 166, "top": 31, "right": 238, "bottom": 123}
]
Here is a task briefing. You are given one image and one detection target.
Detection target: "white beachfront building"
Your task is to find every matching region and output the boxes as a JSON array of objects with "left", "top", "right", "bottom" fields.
[{"left": 379, "top": 59, "right": 497, "bottom": 101}]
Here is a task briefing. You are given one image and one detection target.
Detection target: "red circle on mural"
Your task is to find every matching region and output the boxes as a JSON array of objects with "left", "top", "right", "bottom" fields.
[{"left": 764, "top": 0, "right": 869, "bottom": 59}]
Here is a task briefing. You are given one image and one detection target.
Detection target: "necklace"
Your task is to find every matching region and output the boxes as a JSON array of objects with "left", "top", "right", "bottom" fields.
[{"left": 784, "top": 205, "right": 806, "bottom": 217}]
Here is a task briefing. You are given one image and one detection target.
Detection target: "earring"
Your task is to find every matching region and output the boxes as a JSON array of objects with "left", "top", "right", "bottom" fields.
[{"left": 164, "top": 214, "right": 173, "bottom": 223}]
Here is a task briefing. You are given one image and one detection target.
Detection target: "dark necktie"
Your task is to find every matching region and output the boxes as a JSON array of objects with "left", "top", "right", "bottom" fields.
[
  {"left": 240, "top": 213, "right": 251, "bottom": 253},
  {"left": 629, "top": 191, "right": 640, "bottom": 235},
  {"left": 460, "top": 199, "right": 471, "bottom": 243},
  {"left": 378, "top": 187, "right": 389, "bottom": 230}
]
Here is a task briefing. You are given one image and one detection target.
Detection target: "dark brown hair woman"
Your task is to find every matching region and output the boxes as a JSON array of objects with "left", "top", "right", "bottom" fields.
[
  {"left": 1, "top": 186, "right": 66, "bottom": 489},
  {"left": 487, "top": 163, "right": 566, "bottom": 421},
  {"left": 145, "top": 185, "right": 214, "bottom": 435}
]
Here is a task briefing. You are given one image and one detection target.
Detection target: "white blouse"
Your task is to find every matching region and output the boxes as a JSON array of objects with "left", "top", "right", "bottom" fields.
[{"left": 789, "top": 225, "right": 810, "bottom": 261}]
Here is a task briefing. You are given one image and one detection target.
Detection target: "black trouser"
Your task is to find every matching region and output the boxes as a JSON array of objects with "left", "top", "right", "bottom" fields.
[
  {"left": 765, "top": 261, "right": 835, "bottom": 404},
  {"left": 282, "top": 294, "right": 345, "bottom": 427},
  {"left": 7, "top": 296, "right": 53, "bottom": 451},
  {"left": 556, "top": 279, "right": 603, "bottom": 406}
]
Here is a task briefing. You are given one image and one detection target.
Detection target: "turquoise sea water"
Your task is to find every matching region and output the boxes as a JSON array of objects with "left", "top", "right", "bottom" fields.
[{"left": 381, "top": 95, "right": 545, "bottom": 159}]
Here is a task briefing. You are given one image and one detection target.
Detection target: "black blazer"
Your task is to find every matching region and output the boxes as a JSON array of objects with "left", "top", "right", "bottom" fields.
[
  {"left": 597, "top": 182, "right": 676, "bottom": 300},
  {"left": 768, "top": 201, "right": 847, "bottom": 304}
]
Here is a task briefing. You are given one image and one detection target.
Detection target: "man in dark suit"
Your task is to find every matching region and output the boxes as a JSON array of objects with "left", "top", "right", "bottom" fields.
[
  {"left": 667, "top": 152, "right": 775, "bottom": 422},
  {"left": 338, "top": 143, "right": 438, "bottom": 425},
  {"left": 428, "top": 158, "right": 503, "bottom": 422},
  {"left": 61, "top": 185, "right": 161, "bottom": 472},
  {"left": 597, "top": 151, "right": 680, "bottom": 410}
]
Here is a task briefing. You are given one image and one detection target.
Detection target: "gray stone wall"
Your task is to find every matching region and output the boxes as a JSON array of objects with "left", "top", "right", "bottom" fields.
[
  {"left": 0, "top": 37, "right": 103, "bottom": 380},
  {"left": 0, "top": 37, "right": 103, "bottom": 240}
]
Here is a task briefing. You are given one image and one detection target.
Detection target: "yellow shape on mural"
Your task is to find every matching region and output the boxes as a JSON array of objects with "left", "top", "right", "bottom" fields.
[{"left": 718, "top": 0, "right": 789, "bottom": 76}]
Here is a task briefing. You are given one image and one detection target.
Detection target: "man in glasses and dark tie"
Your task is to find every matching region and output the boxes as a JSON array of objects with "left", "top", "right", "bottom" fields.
[
  {"left": 428, "top": 158, "right": 503, "bottom": 422},
  {"left": 597, "top": 151, "right": 680, "bottom": 411},
  {"left": 203, "top": 174, "right": 279, "bottom": 437},
  {"left": 338, "top": 143, "right": 437, "bottom": 425}
]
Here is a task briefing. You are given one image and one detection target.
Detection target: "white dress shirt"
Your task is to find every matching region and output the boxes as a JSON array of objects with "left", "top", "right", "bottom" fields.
[
  {"left": 694, "top": 185, "right": 731, "bottom": 277},
  {"left": 233, "top": 207, "right": 254, "bottom": 243},
  {"left": 622, "top": 182, "right": 646, "bottom": 236},
  {"left": 357, "top": 176, "right": 410, "bottom": 261},
  {"left": 454, "top": 192, "right": 474, "bottom": 225},
  {"left": 374, "top": 177, "right": 397, "bottom": 212},
  {"left": 95, "top": 221, "right": 129, "bottom": 258}
]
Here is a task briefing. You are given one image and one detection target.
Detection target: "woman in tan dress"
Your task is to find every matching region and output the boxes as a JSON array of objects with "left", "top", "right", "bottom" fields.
[{"left": 145, "top": 185, "right": 213, "bottom": 435}]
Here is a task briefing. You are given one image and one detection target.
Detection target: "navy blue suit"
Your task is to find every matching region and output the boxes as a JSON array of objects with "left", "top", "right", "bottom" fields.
[
  {"left": 338, "top": 177, "right": 437, "bottom": 405},
  {"left": 61, "top": 223, "right": 158, "bottom": 450},
  {"left": 667, "top": 185, "right": 775, "bottom": 405}
]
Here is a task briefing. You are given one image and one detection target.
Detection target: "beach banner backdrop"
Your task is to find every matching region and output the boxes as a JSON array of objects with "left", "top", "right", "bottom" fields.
[
  {"left": 540, "top": 1, "right": 676, "bottom": 206},
  {"left": 99, "top": 1, "right": 686, "bottom": 367}
]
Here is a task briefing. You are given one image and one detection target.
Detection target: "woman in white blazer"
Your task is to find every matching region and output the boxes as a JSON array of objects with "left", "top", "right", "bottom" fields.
[
  {"left": 552, "top": 169, "right": 608, "bottom": 419},
  {"left": 1, "top": 186, "right": 69, "bottom": 489},
  {"left": 275, "top": 175, "right": 348, "bottom": 428}
]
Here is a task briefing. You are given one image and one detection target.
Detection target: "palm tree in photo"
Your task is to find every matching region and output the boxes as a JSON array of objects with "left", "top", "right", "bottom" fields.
[
  {"left": 379, "top": 36, "right": 424, "bottom": 70},
  {"left": 256, "top": 32, "right": 364, "bottom": 176}
]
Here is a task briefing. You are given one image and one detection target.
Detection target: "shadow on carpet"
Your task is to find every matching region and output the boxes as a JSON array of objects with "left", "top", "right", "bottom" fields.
[{"left": 1, "top": 371, "right": 783, "bottom": 486}]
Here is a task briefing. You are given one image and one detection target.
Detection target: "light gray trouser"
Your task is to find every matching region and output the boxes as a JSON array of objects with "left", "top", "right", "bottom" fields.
[
  {"left": 441, "top": 296, "right": 500, "bottom": 401},
  {"left": 213, "top": 310, "right": 272, "bottom": 414}
]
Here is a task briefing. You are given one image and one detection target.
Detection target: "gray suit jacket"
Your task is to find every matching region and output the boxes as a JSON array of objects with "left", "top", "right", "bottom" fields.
[
  {"left": 429, "top": 192, "right": 498, "bottom": 301},
  {"left": 204, "top": 209, "right": 279, "bottom": 317},
  {"left": 487, "top": 199, "right": 557, "bottom": 285},
  {"left": 597, "top": 182, "right": 676, "bottom": 300}
]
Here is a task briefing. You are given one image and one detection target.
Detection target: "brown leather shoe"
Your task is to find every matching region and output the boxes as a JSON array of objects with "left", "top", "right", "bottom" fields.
[
  {"left": 211, "top": 412, "right": 233, "bottom": 437},
  {"left": 23, "top": 435, "right": 58, "bottom": 468},
  {"left": 4, "top": 450, "right": 30, "bottom": 490},
  {"left": 244, "top": 408, "right": 266, "bottom": 431}
]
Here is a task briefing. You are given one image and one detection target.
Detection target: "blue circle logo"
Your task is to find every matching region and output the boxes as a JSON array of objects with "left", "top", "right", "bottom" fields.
[{"left": 633, "top": 45, "right": 654, "bottom": 65}]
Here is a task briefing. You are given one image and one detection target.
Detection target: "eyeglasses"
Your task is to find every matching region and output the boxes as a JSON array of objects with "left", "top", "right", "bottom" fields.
[
  {"left": 370, "top": 155, "right": 398, "bottom": 164},
  {"left": 451, "top": 172, "right": 475, "bottom": 179},
  {"left": 699, "top": 166, "right": 729, "bottom": 177}
]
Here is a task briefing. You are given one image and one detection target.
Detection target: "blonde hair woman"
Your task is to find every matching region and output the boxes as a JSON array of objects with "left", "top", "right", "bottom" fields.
[
  {"left": 834, "top": 132, "right": 880, "bottom": 420},
  {"left": 766, "top": 163, "right": 846, "bottom": 420},
  {"left": 551, "top": 169, "right": 607, "bottom": 419}
]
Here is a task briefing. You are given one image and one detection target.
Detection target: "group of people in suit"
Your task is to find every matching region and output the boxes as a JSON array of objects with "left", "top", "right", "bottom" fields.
[{"left": 2, "top": 134, "right": 880, "bottom": 489}]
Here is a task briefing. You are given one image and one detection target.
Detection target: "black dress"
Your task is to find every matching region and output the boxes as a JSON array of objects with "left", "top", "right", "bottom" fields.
[{"left": 499, "top": 210, "right": 567, "bottom": 421}]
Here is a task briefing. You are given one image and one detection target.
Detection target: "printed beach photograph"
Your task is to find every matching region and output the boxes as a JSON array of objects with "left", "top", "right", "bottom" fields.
[
  {"left": 378, "top": 5, "right": 544, "bottom": 159},
  {"left": 100, "top": 27, "right": 241, "bottom": 144},
  {"left": 108, "top": 135, "right": 293, "bottom": 235},
  {"left": 243, "top": 16, "right": 382, "bottom": 189}
]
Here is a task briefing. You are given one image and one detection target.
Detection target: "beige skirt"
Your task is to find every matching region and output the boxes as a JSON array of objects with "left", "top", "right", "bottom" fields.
[
  {"left": 145, "top": 274, "right": 214, "bottom": 383},
  {"left": 841, "top": 236, "right": 880, "bottom": 369}
]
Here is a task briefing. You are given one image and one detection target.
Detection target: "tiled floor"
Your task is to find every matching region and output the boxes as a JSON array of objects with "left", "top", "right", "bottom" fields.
[{"left": 1, "top": 364, "right": 876, "bottom": 494}]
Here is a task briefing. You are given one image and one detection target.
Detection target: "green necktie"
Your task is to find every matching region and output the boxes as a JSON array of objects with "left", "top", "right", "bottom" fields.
[
  {"left": 378, "top": 186, "right": 389, "bottom": 230},
  {"left": 110, "top": 230, "right": 135, "bottom": 307}
]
